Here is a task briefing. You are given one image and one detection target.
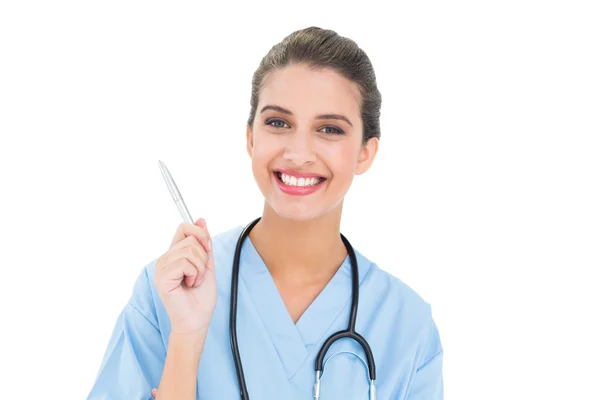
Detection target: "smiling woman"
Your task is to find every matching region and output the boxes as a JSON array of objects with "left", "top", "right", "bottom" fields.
[
  {"left": 87, "top": 26, "right": 443, "bottom": 400},
  {"left": 247, "top": 63, "right": 379, "bottom": 222}
]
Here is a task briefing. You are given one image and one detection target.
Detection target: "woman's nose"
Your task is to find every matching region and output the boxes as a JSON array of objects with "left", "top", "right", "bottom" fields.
[{"left": 283, "top": 131, "right": 317, "bottom": 165}]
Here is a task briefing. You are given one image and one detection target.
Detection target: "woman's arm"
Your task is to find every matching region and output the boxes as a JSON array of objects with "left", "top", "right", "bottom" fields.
[
  {"left": 154, "top": 329, "right": 208, "bottom": 400},
  {"left": 88, "top": 264, "right": 210, "bottom": 400},
  {"left": 87, "top": 267, "right": 166, "bottom": 399}
]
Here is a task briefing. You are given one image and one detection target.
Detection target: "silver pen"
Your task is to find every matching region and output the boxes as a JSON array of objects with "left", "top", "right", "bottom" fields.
[{"left": 158, "top": 160, "right": 194, "bottom": 224}]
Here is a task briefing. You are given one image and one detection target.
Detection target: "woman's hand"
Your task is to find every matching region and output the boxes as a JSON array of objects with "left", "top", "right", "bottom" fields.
[{"left": 154, "top": 218, "right": 217, "bottom": 335}]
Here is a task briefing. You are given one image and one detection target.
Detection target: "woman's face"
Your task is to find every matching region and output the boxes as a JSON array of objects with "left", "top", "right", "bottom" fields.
[{"left": 247, "top": 63, "right": 378, "bottom": 221}]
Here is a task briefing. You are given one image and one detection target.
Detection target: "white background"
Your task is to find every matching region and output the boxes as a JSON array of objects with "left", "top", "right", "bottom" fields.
[{"left": 1, "top": 1, "right": 599, "bottom": 399}]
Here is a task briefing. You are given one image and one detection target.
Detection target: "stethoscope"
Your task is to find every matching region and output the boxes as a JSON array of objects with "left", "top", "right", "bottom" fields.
[{"left": 229, "top": 217, "right": 377, "bottom": 400}]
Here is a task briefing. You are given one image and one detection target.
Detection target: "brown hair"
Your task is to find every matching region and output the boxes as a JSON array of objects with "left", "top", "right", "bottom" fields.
[{"left": 247, "top": 26, "right": 382, "bottom": 145}]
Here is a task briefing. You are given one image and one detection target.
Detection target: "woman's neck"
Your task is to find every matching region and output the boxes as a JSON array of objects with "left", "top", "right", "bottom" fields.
[{"left": 248, "top": 202, "right": 348, "bottom": 285}]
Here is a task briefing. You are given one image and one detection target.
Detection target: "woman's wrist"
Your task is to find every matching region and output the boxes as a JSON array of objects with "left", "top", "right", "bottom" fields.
[{"left": 168, "top": 329, "right": 208, "bottom": 357}]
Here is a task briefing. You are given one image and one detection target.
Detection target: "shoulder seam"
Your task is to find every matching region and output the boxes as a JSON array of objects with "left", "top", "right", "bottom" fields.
[
  {"left": 127, "top": 302, "right": 160, "bottom": 332},
  {"left": 144, "top": 264, "right": 161, "bottom": 323},
  {"left": 417, "top": 349, "right": 443, "bottom": 372}
]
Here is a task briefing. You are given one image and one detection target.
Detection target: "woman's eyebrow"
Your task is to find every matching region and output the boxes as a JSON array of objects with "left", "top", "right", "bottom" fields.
[{"left": 260, "top": 104, "right": 353, "bottom": 127}]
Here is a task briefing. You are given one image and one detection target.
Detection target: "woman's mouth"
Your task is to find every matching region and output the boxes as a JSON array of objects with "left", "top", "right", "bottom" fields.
[{"left": 273, "top": 171, "right": 327, "bottom": 196}]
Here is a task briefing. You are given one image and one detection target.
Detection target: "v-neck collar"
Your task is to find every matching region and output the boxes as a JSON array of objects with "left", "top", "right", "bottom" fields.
[{"left": 238, "top": 233, "right": 373, "bottom": 380}]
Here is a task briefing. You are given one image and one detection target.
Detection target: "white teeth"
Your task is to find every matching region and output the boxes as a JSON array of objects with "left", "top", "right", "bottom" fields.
[{"left": 278, "top": 173, "right": 323, "bottom": 187}]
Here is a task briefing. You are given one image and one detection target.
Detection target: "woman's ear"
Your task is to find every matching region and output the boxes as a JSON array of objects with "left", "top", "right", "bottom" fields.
[
  {"left": 246, "top": 125, "right": 254, "bottom": 158},
  {"left": 356, "top": 137, "right": 379, "bottom": 175}
]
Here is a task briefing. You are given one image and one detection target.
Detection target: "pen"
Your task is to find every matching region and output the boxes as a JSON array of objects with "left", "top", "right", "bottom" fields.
[{"left": 158, "top": 160, "right": 194, "bottom": 224}]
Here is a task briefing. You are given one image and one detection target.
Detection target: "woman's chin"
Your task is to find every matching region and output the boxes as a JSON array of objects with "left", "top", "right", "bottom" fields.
[
  {"left": 277, "top": 207, "right": 317, "bottom": 221},
  {"left": 266, "top": 200, "right": 322, "bottom": 222}
]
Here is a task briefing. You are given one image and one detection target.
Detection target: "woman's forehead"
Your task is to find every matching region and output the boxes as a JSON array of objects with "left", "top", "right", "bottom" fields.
[{"left": 259, "top": 65, "right": 362, "bottom": 120}]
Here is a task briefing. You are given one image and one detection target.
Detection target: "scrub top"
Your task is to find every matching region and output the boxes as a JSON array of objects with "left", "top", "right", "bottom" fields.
[{"left": 87, "top": 225, "right": 443, "bottom": 399}]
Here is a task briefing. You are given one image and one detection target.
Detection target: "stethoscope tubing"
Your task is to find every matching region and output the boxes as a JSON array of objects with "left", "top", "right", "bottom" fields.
[{"left": 229, "top": 217, "right": 376, "bottom": 399}]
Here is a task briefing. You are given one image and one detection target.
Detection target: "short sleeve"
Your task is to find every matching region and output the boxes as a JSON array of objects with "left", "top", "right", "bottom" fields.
[
  {"left": 87, "top": 265, "right": 166, "bottom": 400},
  {"left": 405, "top": 312, "right": 444, "bottom": 399}
]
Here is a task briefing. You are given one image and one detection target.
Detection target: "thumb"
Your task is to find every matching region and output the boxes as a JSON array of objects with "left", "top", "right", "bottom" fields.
[
  {"left": 195, "top": 217, "right": 211, "bottom": 243},
  {"left": 194, "top": 217, "right": 212, "bottom": 252},
  {"left": 195, "top": 217, "right": 215, "bottom": 274}
]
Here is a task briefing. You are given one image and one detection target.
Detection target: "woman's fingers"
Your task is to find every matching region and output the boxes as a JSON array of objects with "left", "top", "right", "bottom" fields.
[
  {"left": 164, "top": 219, "right": 212, "bottom": 289},
  {"left": 158, "top": 236, "right": 208, "bottom": 288},
  {"left": 151, "top": 388, "right": 157, "bottom": 398},
  {"left": 181, "top": 259, "right": 199, "bottom": 287},
  {"left": 169, "top": 219, "right": 212, "bottom": 255}
]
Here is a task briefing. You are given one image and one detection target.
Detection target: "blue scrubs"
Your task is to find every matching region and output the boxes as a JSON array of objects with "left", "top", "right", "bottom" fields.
[{"left": 87, "top": 226, "right": 443, "bottom": 399}]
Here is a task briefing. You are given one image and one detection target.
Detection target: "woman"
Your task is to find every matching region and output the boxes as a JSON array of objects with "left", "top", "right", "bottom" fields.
[{"left": 87, "top": 26, "right": 443, "bottom": 400}]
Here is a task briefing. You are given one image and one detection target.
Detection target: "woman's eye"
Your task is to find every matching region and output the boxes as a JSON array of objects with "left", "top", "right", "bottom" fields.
[
  {"left": 265, "top": 119, "right": 344, "bottom": 135},
  {"left": 266, "top": 119, "right": 289, "bottom": 129},
  {"left": 321, "top": 126, "right": 344, "bottom": 135}
]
